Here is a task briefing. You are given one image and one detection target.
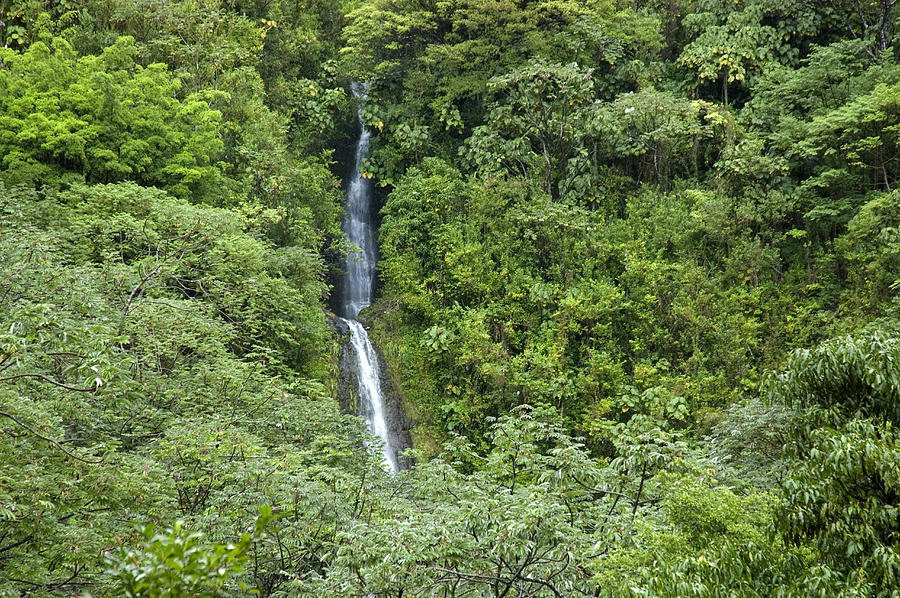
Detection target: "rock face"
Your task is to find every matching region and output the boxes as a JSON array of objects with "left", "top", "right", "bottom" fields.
[
  {"left": 331, "top": 314, "right": 413, "bottom": 469},
  {"left": 333, "top": 316, "right": 358, "bottom": 412}
]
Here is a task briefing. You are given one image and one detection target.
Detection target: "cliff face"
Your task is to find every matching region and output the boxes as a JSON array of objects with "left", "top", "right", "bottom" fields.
[{"left": 333, "top": 316, "right": 359, "bottom": 414}]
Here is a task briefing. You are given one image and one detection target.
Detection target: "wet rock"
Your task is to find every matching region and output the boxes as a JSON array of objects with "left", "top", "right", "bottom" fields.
[{"left": 331, "top": 315, "right": 358, "bottom": 413}]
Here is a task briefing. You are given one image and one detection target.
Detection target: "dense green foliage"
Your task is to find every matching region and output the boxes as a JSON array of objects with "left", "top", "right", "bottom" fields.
[
  {"left": 0, "top": 182, "right": 382, "bottom": 595},
  {"left": 361, "top": 0, "right": 900, "bottom": 452},
  {"left": 0, "top": 0, "right": 898, "bottom": 596}
]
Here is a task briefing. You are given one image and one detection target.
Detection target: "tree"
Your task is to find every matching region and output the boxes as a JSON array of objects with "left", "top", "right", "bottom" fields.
[
  {"left": 678, "top": 2, "right": 783, "bottom": 104},
  {"left": 0, "top": 182, "right": 360, "bottom": 595},
  {"left": 768, "top": 332, "right": 900, "bottom": 597},
  {"left": 318, "top": 404, "right": 687, "bottom": 598},
  {"left": 465, "top": 60, "right": 597, "bottom": 201},
  {"left": 108, "top": 509, "right": 270, "bottom": 598},
  {"left": 0, "top": 36, "right": 228, "bottom": 202},
  {"left": 602, "top": 89, "right": 726, "bottom": 187},
  {"left": 832, "top": 0, "right": 900, "bottom": 57}
]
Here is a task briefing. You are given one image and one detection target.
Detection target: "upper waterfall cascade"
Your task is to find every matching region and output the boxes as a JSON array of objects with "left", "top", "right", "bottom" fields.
[{"left": 338, "top": 83, "right": 398, "bottom": 472}]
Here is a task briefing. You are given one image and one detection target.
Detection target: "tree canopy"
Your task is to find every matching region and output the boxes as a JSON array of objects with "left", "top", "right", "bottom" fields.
[{"left": 0, "top": 0, "right": 898, "bottom": 595}]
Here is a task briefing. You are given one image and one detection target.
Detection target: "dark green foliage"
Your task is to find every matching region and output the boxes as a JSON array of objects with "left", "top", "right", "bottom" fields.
[
  {"left": 374, "top": 161, "right": 803, "bottom": 451},
  {"left": 464, "top": 59, "right": 598, "bottom": 200},
  {"left": 351, "top": 2, "right": 900, "bottom": 592},
  {"left": 764, "top": 332, "right": 900, "bottom": 421},
  {"left": 358, "top": 0, "right": 900, "bottom": 459},
  {"left": 341, "top": 0, "right": 662, "bottom": 184}
]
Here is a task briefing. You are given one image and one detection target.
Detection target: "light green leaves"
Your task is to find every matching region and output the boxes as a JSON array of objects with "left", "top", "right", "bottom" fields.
[{"left": 0, "top": 36, "right": 227, "bottom": 202}]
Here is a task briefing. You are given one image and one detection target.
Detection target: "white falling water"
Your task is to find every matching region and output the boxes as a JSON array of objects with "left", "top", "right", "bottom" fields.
[
  {"left": 341, "top": 83, "right": 376, "bottom": 320},
  {"left": 339, "top": 82, "right": 398, "bottom": 472},
  {"left": 345, "top": 319, "right": 398, "bottom": 471}
]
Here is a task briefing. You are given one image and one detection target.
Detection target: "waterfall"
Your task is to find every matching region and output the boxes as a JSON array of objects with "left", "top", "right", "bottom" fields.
[
  {"left": 341, "top": 82, "right": 377, "bottom": 320},
  {"left": 338, "top": 82, "right": 398, "bottom": 472},
  {"left": 345, "top": 319, "right": 397, "bottom": 471}
]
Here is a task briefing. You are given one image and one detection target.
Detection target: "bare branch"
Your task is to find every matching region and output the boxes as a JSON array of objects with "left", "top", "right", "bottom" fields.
[
  {"left": 0, "top": 411, "right": 103, "bottom": 464},
  {"left": 0, "top": 373, "right": 96, "bottom": 393},
  {"left": 432, "top": 567, "right": 567, "bottom": 598}
]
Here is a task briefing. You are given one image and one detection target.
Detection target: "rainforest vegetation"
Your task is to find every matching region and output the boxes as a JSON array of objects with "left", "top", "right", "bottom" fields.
[{"left": 0, "top": 0, "right": 898, "bottom": 596}]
